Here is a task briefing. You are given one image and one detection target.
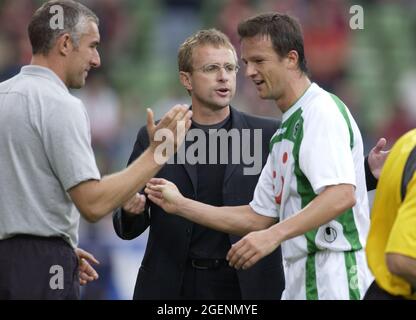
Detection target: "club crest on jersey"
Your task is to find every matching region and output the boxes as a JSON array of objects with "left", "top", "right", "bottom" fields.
[{"left": 293, "top": 120, "right": 301, "bottom": 139}]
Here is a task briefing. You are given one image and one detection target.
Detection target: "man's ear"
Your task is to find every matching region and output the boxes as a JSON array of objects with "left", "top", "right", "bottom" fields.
[
  {"left": 286, "top": 50, "right": 299, "bottom": 70},
  {"left": 56, "top": 33, "right": 74, "bottom": 56},
  {"left": 179, "top": 71, "right": 192, "bottom": 92}
]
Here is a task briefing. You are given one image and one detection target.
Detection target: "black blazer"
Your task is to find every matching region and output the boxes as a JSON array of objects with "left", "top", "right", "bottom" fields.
[{"left": 113, "top": 107, "right": 284, "bottom": 300}]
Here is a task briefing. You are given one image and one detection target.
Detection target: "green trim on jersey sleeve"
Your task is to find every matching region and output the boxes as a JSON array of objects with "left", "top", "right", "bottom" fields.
[
  {"left": 330, "top": 93, "right": 363, "bottom": 251},
  {"left": 330, "top": 93, "right": 354, "bottom": 149},
  {"left": 336, "top": 209, "right": 363, "bottom": 250},
  {"left": 297, "top": 169, "right": 319, "bottom": 253},
  {"left": 288, "top": 110, "right": 321, "bottom": 254}
]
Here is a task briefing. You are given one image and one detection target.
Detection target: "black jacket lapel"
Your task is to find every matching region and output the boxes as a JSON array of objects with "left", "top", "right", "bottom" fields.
[{"left": 224, "top": 107, "right": 247, "bottom": 185}]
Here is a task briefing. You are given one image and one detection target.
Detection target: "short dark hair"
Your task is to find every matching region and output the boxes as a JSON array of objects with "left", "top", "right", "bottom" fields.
[
  {"left": 28, "top": 0, "right": 99, "bottom": 55},
  {"left": 178, "top": 28, "right": 237, "bottom": 73},
  {"left": 238, "top": 12, "right": 308, "bottom": 74}
]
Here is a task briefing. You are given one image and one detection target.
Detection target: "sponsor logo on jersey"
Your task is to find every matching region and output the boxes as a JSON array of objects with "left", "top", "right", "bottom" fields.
[
  {"left": 275, "top": 127, "right": 287, "bottom": 137},
  {"left": 324, "top": 226, "right": 337, "bottom": 243}
]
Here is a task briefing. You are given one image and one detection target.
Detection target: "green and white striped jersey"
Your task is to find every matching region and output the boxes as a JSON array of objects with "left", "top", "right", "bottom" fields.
[{"left": 250, "top": 83, "right": 370, "bottom": 262}]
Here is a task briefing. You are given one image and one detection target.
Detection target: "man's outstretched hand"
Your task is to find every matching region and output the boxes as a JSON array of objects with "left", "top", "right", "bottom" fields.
[
  {"left": 145, "top": 178, "right": 184, "bottom": 214},
  {"left": 368, "top": 138, "right": 389, "bottom": 179}
]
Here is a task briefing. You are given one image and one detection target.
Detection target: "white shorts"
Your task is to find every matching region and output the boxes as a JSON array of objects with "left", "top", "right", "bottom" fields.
[{"left": 281, "top": 250, "right": 373, "bottom": 300}]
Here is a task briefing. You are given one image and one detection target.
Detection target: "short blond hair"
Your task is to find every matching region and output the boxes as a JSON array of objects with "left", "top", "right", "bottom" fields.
[{"left": 178, "top": 29, "right": 237, "bottom": 72}]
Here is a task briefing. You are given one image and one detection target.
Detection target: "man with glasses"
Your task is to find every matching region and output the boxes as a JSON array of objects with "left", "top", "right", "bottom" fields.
[{"left": 113, "top": 29, "right": 285, "bottom": 299}]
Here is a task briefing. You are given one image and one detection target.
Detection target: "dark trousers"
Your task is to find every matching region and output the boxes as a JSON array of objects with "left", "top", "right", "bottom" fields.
[
  {"left": 180, "top": 259, "right": 241, "bottom": 300},
  {"left": 0, "top": 235, "right": 80, "bottom": 300},
  {"left": 364, "top": 280, "right": 405, "bottom": 300}
]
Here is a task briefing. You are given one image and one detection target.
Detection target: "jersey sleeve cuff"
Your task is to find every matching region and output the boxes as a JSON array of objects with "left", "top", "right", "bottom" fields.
[{"left": 249, "top": 201, "right": 278, "bottom": 218}]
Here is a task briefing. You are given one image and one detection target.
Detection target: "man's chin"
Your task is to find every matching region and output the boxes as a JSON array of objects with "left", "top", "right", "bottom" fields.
[
  {"left": 68, "top": 80, "right": 85, "bottom": 89},
  {"left": 211, "top": 102, "right": 230, "bottom": 110},
  {"left": 256, "top": 91, "right": 269, "bottom": 100},
  {"left": 214, "top": 97, "right": 233, "bottom": 107}
]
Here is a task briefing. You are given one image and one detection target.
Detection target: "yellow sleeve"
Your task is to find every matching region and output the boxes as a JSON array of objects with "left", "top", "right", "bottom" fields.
[{"left": 386, "top": 174, "right": 416, "bottom": 259}]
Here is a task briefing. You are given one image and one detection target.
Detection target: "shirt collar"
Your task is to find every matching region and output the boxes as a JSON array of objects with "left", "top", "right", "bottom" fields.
[
  {"left": 282, "top": 82, "right": 317, "bottom": 122},
  {"left": 21, "top": 65, "right": 69, "bottom": 92}
]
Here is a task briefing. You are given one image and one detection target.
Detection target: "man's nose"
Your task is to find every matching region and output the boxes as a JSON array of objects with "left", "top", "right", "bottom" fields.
[
  {"left": 245, "top": 63, "right": 257, "bottom": 78},
  {"left": 91, "top": 50, "right": 101, "bottom": 68},
  {"left": 217, "top": 67, "right": 231, "bottom": 81}
]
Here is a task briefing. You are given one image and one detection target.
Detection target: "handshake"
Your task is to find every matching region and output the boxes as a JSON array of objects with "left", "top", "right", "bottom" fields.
[
  {"left": 122, "top": 178, "right": 269, "bottom": 271},
  {"left": 122, "top": 178, "right": 182, "bottom": 215}
]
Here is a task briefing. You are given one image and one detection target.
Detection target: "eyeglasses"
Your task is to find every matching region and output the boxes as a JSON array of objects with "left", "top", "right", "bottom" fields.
[{"left": 193, "top": 63, "right": 240, "bottom": 74}]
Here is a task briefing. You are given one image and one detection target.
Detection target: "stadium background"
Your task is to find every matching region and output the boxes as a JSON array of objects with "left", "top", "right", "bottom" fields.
[{"left": 0, "top": 0, "right": 415, "bottom": 299}]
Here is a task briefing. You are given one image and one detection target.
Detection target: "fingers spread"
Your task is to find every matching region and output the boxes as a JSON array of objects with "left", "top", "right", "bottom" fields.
[{"left": 156, "top": 105, "right": 187, "bottom": 131}]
